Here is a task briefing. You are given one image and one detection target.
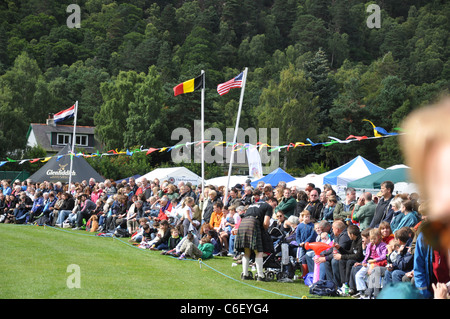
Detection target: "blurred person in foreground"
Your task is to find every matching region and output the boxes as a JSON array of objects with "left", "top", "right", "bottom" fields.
[{"left": 399, "top": 96, "right": 450, "bottom": 299}]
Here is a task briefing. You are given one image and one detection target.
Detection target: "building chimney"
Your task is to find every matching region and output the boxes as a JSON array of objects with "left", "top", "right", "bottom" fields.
[{"left": 46, "top": 113, "right": 56, "bottom": 126}]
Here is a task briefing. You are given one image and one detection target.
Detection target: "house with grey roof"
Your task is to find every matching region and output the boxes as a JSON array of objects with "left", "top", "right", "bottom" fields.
[{"left": 26, "top": 118, "right": 103, "bottom": 154}]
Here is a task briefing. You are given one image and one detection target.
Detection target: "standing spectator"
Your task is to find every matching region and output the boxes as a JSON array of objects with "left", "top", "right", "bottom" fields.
[
  {"left": 180, "top": 196, "right": 197, "bottom": 237},
  {"left": 235, "top": 198, "right": 278, "bottom": 281},
  {"left": 369, "top": 181, "right": 395, "bottom": 228}
]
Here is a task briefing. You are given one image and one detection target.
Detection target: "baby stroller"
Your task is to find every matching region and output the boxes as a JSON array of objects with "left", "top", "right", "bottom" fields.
[{"left": 253, "top": 226, "right": 297, "bottom": 281}]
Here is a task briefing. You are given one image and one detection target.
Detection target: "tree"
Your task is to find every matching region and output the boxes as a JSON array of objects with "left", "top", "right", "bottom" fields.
[
  {"left": 256, "top": 64, "right": 319, "bottom": 169},
  {"left": 123, "top": 66, "right": 167, "bottom": 148},
  {"left": 303, "top": 48, "right": 337, "bottom": 132},
  {"left": 94, "top": 70, "right": 145, "bottom": 150}
]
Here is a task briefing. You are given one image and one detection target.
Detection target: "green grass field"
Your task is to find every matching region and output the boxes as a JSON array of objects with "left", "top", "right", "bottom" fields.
[{"left": 0, "top": 223, "right": 335, "bottom": 299}]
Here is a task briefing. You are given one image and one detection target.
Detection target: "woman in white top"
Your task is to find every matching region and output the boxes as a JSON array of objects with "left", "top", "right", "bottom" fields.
[{"left": 181, "top": 197, "right": 197, "bottom": 237}]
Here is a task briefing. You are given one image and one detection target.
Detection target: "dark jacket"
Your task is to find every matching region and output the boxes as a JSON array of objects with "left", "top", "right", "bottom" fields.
[
  {"left": 322, "top": 229, "right": 352, "bottom": 261},
  {"left": 369, "top": 196, "right": 394, "bottom": 228},
  {"left": 59, "top": 197, "right": 75, "bottom": 211},
  {"left": 338, "top": 233, "right": 364, "bottom": 262},
  {"left": 154, "top": 228, "right": 171, "bottom": 247},
  {"left": 295, "top": 200, "right": 308, "bottom": 216},
  {"left": 203, "top": 197, "right": 218, "bottom": 223},
  {"left": 305, "top": 200, "right": 323, "bottom": 221},
  {"left": 390, "top": 238, "right": 414, "bottom": 272},
  {"left": 80, "top": 199, "right": 96, "bottom": 214}
]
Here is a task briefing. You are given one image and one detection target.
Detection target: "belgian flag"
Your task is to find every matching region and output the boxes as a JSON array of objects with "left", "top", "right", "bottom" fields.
[{"left": 173, "top": 73, "right": 204, "bottom": 96}]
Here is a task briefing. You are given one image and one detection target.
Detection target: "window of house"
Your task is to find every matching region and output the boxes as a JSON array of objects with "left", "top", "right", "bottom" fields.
[
  {"left": 57, "top": 133, "right": 71, "bottom": 145},
  {"left": 75, "top": 135, "right": 88, "bottom": 146},
  {"left": 55, "top": 133, "right": 88, "bottom": 146}
]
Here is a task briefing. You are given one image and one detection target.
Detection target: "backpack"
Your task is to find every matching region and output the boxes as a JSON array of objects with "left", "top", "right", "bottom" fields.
[
  {"left": 114, "top": 227, "right": 130, "bottom": 238},
  {"left": 309, "top": 279, "right": 338, "bottom": 297}
]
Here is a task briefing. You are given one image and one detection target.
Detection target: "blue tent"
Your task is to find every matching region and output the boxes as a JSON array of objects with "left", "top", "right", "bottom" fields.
[
  {"left": 250, "top": 168, "right": 295, "bottom": 187},
  {"left": 323, "top": 155, "right": 384, "bottom": 186}
]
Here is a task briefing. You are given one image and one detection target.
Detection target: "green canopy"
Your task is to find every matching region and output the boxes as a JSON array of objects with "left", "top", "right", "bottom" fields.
[{"left": 347, "top": 167, "right": 410, "bottom": 189}]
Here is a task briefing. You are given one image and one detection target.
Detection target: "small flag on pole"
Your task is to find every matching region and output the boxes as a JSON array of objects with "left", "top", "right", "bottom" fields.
[
  {"left": 54, "top": 105, "right": 75, "bottom": 123},
  {"left": 173, "top": 74, "right": 204, "bottom": 96},
  {"left": 217, "top": 72, "right": 243, "bottom": 96}
]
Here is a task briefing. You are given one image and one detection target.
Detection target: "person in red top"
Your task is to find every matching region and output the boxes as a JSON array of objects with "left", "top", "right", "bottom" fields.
[
  {"left": 380, "top": 221, "right": 394, "bottom": 245},
  {"left": 154, "top": 196, "right": 171, "bottom": 222}
]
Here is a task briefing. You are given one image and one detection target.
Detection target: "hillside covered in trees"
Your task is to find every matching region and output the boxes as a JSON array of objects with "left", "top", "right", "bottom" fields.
[{"left": 0, "top": 0, "right": 448, "bottom": 178}]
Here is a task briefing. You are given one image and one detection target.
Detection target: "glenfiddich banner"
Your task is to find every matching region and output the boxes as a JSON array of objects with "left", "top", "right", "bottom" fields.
[{"left": 29, "top": 144, "right": 104, "bottom": 184}]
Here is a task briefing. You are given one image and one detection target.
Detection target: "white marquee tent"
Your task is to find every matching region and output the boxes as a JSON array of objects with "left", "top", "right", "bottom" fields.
[{"left": 136, "top": 167, "right": 202, "bottom": 186}]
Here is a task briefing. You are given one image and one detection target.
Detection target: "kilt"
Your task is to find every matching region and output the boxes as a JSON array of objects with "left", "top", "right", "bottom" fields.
[{"left": 235, "top": 216, "right": 273, "bottom": 253}]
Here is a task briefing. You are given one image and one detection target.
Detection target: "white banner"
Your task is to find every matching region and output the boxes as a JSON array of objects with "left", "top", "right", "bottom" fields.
[{"left": 246, "top": 146, "right": 263, "bottom": 179}]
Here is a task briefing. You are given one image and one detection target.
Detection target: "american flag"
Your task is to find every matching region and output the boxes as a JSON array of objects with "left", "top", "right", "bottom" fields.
[{"left": 217, "top": 72, "right": 243, "bottom": 96}]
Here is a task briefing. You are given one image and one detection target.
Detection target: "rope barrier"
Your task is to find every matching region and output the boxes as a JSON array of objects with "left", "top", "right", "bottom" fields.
[{"left": 7, "top": 223, "right": 307, "bottom": 299}]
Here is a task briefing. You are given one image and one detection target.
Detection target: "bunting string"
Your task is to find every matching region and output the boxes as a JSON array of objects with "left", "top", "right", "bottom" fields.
[{"left": 0, "top": 120, "right": 402, "bottom": 168}]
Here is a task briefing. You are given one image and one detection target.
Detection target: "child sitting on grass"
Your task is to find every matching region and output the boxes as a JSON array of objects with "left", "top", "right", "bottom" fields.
[
  {"left": 177, "top": 232, "right": 215, "bottom": 260},
  {"left": 166, "top": 227, "right": 183, "bottom": 252}
]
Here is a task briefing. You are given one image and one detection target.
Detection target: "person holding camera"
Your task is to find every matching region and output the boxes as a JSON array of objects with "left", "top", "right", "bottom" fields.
[{"left": 352, "top": 192, "right": 376, "bottom": 230}]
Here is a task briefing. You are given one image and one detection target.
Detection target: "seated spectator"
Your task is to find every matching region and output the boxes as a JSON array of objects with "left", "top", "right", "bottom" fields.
[
  {"left": 164, "top": 226, "right": 183, "bottom": 253},
  {"left": 380, "top": 221, "right": 395, "bottom": 245},
  {"left": 28, "top": 191, "right": 44, "bottom": 222},
  {"left": 149, "top": 220, "right": 171, "bottom": 250},
  {"left": 294, "top": 191, "right": 308, "bottom": 216},
  {"left": 154, "top": 196, "right": 171, "bottom": 222},
  {"left": 334, "top": 224, "right": 364, "bottom": 296},
  {"left": 352, "top": 192, "right": 376, "bottom": 230},
  {"left": 55, "top": 193, "right": 75, "bottom": 227},
  {"left": 126, "top": 199, "right": 144, "bottom": 235},
  {"left": 177, "top": 232, "right": 214, "bottom": 260},
  {"left": 74, "top": 193, "right": 96, "bottom": 230},
  {"left": 209, "top": 201, "right": 224, "bottom": 232},
  {"left": 296, "top": 210, "right": 317, "bottom": 277},
  {"left": 333, "top": 187, "right": 356, "bottom": 222},
  {"left": 382, "top": 226, "right": 414, "bottom": 286},
  {"left": 354, "top": 228, "right": 388, "bottom": 299},
  {"left": 317, "top": 220, "right": 352, "bottom": 287},
  {"left": 304, "top": 189, "right": 323, "bottom": 221},
  {"left": 390, "top": 200, "right": 421, "bottom": 234},
  {"left": 274, "top": 188, "right": 296, "bottom": 218},
  {"left": 321, "top": 195, "right": 337, "bottom": 222}
]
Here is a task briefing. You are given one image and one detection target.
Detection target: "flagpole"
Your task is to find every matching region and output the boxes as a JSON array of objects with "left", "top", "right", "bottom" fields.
[
  {"left": 68, "top": 101, "right": 78, "bottom": 188},
  {"left": 224, "top": 67, "right": 248, "bottom": 204},
  {"left": 201, "top": 70, "right": 205, "bottom": 196}
]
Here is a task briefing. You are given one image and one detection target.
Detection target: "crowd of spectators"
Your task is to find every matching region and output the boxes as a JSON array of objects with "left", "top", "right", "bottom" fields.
[{"left": 0, "top": 175, "right": 448, "bottom": 299}]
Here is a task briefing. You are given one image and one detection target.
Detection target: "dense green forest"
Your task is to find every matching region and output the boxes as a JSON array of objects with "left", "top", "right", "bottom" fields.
[{"left": 0, "top": 0, "right": 448, "bottom": 179}]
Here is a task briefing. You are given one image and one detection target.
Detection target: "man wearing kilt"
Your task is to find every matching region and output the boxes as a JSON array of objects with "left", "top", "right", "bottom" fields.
[{"left": 235, "top": 197, "right": 278, "bottom": 281}]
